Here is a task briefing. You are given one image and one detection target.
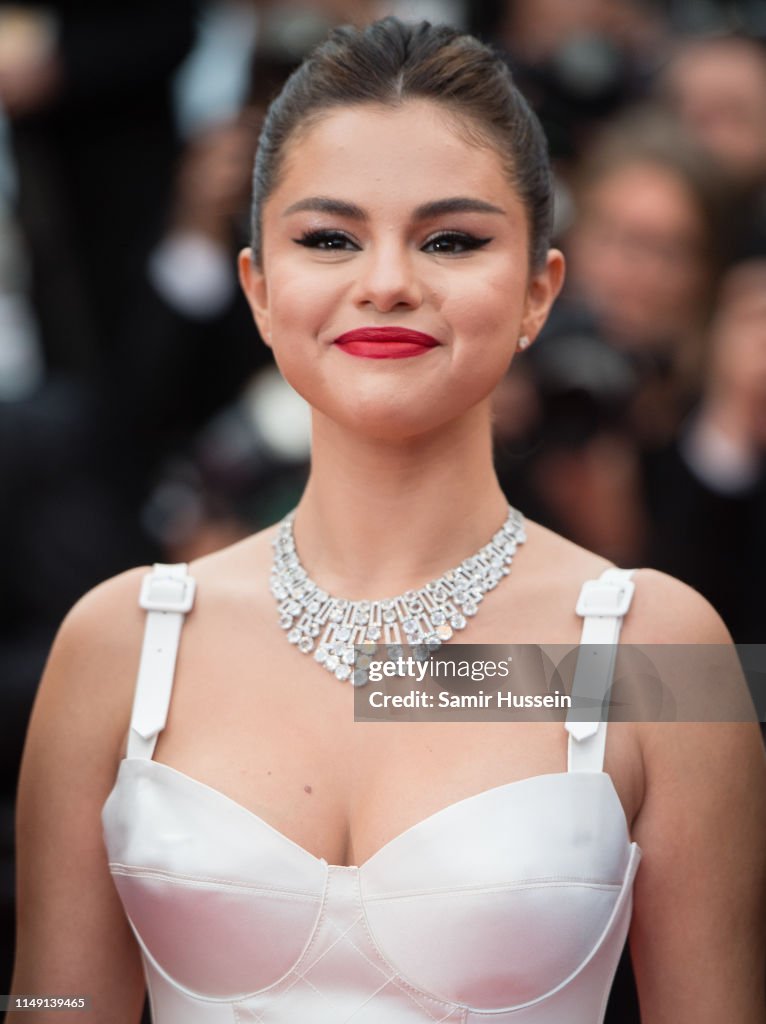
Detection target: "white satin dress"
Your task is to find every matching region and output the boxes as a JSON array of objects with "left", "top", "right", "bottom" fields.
[{"left": 102, "top": 563, "right": 640, "bottom": 1023}]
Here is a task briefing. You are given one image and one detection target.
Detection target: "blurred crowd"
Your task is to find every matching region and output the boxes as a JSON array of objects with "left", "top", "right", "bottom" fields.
[{"left": 1, "top": 0, "right": 765, "bottom": 1013}]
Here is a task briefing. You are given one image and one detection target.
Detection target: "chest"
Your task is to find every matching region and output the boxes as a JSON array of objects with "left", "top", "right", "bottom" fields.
[
  {"left": 147, "top": 603, "right": 643, "bottom": 869},
  {"left": 129, "top": 561, "right": 643, "bottom": 866},
  {"left": 104, "top": 744, "right": 642, "bottom": 1020}
]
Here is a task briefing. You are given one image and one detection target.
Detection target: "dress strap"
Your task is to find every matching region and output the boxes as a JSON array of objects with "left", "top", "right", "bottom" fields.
[
  {"left": 126, "top": 563, "right": 197, "bottom": 760},
  {"left": 565, "top": 567, "right": 636, "bottom": 773}
]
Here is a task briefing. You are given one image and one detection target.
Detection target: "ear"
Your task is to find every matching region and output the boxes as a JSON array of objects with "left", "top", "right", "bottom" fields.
[
  {"left": 520, "top": 248, "right": 566, "bottom": 343},
  {"left": 238, "top": 247, "right": 272, "bottom": 348}
]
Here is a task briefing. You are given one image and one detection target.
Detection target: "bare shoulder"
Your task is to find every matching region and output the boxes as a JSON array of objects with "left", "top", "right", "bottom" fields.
[
  {"left": 53, "top": 521, "right": 278, "bottom": 671},
  {"left": 622, "top": 567, "right": 732, "bottom": 644},
  {"left": 31, "top": 565, "right": 155, "bottom": 762},
  {"left": 13, "top": 564, "right": 174, "bottom": 1011},
  {"left": 515, "top": 518, "right": 613, "bottom": 606},
  {"left": 186, "top": 520, "right": 279, "bottom": 598},
  {"left": 521, "top": 518, "right": 731, "bottom": 645},
  {"left": 56, "top": 563, "right": 149, "bottom": 647},
  {"left": 25, "top": 521, "right": 280, "bottom": 785},
  {"left": 51, "top": 563, "right": 155, "bottom": 679}
]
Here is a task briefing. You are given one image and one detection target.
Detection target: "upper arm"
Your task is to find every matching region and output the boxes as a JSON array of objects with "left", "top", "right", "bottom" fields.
[
  {"left": 8, "top": 567, "right": 151, "bottom": 1024},
  {"left": 626, "top": 570, "right": 766, "bottom": 1023}
]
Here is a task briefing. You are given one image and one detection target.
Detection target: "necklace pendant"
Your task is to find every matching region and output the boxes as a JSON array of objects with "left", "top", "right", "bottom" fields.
[{"left": 271, "top": 505, "right": 525, "bottom": 684}]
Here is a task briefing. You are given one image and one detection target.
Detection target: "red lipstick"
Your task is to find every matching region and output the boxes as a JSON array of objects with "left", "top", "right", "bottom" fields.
[{"left": 333, "top": 327, "right": 440, "bottom": 359}]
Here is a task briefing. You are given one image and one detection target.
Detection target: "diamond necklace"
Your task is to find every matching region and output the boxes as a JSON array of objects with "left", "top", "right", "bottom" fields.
[{"left": 270, "top": 504, "right": 526, "bottom": 685}]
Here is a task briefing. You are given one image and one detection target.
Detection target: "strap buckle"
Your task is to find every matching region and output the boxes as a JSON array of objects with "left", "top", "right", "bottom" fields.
[
  {"left": 575, "top": 578, "right": 634, "bottom": 618},
  {"left": 139, "top": 571, "right": 196, "bottom": 613}
]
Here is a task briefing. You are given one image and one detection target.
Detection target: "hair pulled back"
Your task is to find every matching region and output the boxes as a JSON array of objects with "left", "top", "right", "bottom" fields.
[{"left": 251, "top": 17, "right": 553, "bottom": 269}]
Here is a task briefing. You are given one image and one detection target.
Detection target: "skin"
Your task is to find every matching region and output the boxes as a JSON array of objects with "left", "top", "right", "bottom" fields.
[
  {"left": 567, "top": 160, "right": 710, "bottom": 351},
  {"left": 9, "top": 99, "right": 766, "bottom": 1023},
  {"left": 705, "top": 260, "right": 766, "bottom": 451},
  {"left": 663, "top": 38, "right": 766, "bottom": 190}
]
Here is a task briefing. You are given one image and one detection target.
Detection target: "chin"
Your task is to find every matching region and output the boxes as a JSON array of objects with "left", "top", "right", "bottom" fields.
[
  {"left": 325, "top": 389, "right": 493, "bottom": 444},
  {"left": 328, "top": 402, "right": 449, "bottom": 443},
  {"left": 276, "top": 354, "right": 495, "bottom": 441}
]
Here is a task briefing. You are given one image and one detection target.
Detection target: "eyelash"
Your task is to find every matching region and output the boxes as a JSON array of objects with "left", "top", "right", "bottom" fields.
[{"left": 293, "top": 229, "right": 492, "bottom": 254}]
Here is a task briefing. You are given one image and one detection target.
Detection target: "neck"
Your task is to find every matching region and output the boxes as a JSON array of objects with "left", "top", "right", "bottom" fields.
[{"left": 289, "top": 403, "right": 511, "bottom": 600}]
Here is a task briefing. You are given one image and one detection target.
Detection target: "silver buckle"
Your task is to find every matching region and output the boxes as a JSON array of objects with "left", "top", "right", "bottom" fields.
[
  {"left": 139, "top": 572, "right": 196, "bottom": 613},
  {"left": 575, "top": 579, "right": 634, "bottom": 618}
]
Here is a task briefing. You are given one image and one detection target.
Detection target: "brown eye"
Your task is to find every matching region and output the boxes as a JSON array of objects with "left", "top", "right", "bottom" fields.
[
  {"left": 423, "top": 232, "right": 492, "bottom": 254},
  {"left": 294, "top": 230, "right": 359, "bottom": 251}
]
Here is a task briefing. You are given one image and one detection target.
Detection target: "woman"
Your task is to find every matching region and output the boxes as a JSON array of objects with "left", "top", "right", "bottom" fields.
[
  {"left": 9, "top": 18, "right": 765, "bottom": 1023},
  {"left": 495, "top": 110, "right": 729, "bottom": 570},
  {"left": 563, "top": 108, "right": 728, "bottom": 444}
]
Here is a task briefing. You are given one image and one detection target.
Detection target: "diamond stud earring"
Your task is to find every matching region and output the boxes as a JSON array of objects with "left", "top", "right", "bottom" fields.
[{"left": 517, "top": 335, "right": 531, "bottom": 350}]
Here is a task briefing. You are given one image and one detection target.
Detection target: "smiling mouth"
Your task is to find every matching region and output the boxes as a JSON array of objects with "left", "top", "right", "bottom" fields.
[{"left": 333, "top": 327, "right": 440, "bottom": 359}]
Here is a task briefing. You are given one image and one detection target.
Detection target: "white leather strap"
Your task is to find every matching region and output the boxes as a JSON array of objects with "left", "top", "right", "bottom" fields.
[
  {"left": 566, "top": 568, "right": 636, "bottom": 773},
  {"left": 127, "top": 563, "right": 196, "bottom": 759}
]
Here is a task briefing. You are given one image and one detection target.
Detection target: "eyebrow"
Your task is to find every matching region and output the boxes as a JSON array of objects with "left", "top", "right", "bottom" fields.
[{"left": 282, "top": 196, "right": 506, "bottom": 219}]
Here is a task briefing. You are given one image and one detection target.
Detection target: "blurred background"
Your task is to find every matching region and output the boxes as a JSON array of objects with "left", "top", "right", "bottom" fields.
[{"left": 1, "top": 0, "right": 765, "bottom": 1017}]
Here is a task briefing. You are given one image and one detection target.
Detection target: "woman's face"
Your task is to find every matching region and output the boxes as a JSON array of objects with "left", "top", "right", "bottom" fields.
[
  {"left": 566, "top": 161, "right": 710, "bottom": 349},
  {"left": 240, "top": 99, "right": 563, "bottom": 441}
]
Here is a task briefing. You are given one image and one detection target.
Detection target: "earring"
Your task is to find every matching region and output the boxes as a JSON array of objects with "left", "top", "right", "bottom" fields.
[{"left": 517, "top": 335, "right": 530, "bottom": 350}]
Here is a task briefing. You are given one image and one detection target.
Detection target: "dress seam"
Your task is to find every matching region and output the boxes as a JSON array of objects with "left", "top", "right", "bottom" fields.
[
  {"left": 364, "top": 878, "right": 622, "bottom": 902},
  {"left": 109, "top": 862, "right": 321, "bottom": 898}
]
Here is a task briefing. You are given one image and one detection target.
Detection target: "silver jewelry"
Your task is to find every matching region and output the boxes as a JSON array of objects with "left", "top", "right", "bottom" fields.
[
  {"left": 270, "top": 505, "right": 526, "bottom": 685},
  {"left": 518, "top": 335, "right": 531, "bottom": 350}
]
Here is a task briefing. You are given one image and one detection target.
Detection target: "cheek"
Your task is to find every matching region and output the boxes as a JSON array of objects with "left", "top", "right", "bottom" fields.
[
  {"left": 264, "top": 270, "right": 336, "bottom": 390},
  {"left": 260, "top": 256, "right": 528, "bottom": 437},
  {"left": 268, "top": 270, "right": 334, "bottom": 332},
  {"left": 447, "top": 267, "right": 526, "bottom": 377},
  {"left": 673, "top": 260, "right": 708, "bottom": 303},
  {"left": 256, "top": 273, "right": 323, "bottom": 406}
]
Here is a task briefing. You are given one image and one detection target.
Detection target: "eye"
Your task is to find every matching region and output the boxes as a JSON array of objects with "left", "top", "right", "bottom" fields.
[
  {"left": 293, "top": 229, "right": 359, "bottom": 251},
  {"left": 422, "top": 231, "right": 492, "bottom": 255}
]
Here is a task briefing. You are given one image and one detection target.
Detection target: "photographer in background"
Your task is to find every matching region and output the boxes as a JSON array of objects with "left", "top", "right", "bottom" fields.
[{"left": 645, "top": 253, "right": 766, "bottom": 642}]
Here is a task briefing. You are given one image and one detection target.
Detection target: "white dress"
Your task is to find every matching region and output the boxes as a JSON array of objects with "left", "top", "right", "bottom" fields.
[{"left": 102, "top": 563, "right": 640, "bottom": 1022}]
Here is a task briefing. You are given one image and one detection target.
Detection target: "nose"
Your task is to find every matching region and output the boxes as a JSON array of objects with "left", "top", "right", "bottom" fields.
[{"left": 351, "top": 240, "right": 424, "bottom": 313}]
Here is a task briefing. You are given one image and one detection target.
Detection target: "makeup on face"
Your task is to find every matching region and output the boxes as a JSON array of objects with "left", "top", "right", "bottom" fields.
[
  {"left": 244, "top": 102, "right": 553, "bottom": 440},
  {"left": 333, "top": 326, "right": 440, "bottom": 359}
]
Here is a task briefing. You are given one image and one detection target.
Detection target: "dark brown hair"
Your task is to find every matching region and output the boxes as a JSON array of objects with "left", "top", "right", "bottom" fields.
[{"left": 250, "top": 17, "right": 553, "bottom": 269}]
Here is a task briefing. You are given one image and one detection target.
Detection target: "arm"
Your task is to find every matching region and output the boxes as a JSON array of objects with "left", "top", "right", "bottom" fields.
[
  {"left": 627, "top": 570, "right": 766, "bottom": 1022},
  {"left": 7, "top": 568, "right": 151, "bottom": 1024}
]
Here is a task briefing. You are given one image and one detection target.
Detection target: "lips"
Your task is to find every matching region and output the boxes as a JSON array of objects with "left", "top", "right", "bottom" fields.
[{"left": 333, "top": 326, "right": 440, "bottom": 359}]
